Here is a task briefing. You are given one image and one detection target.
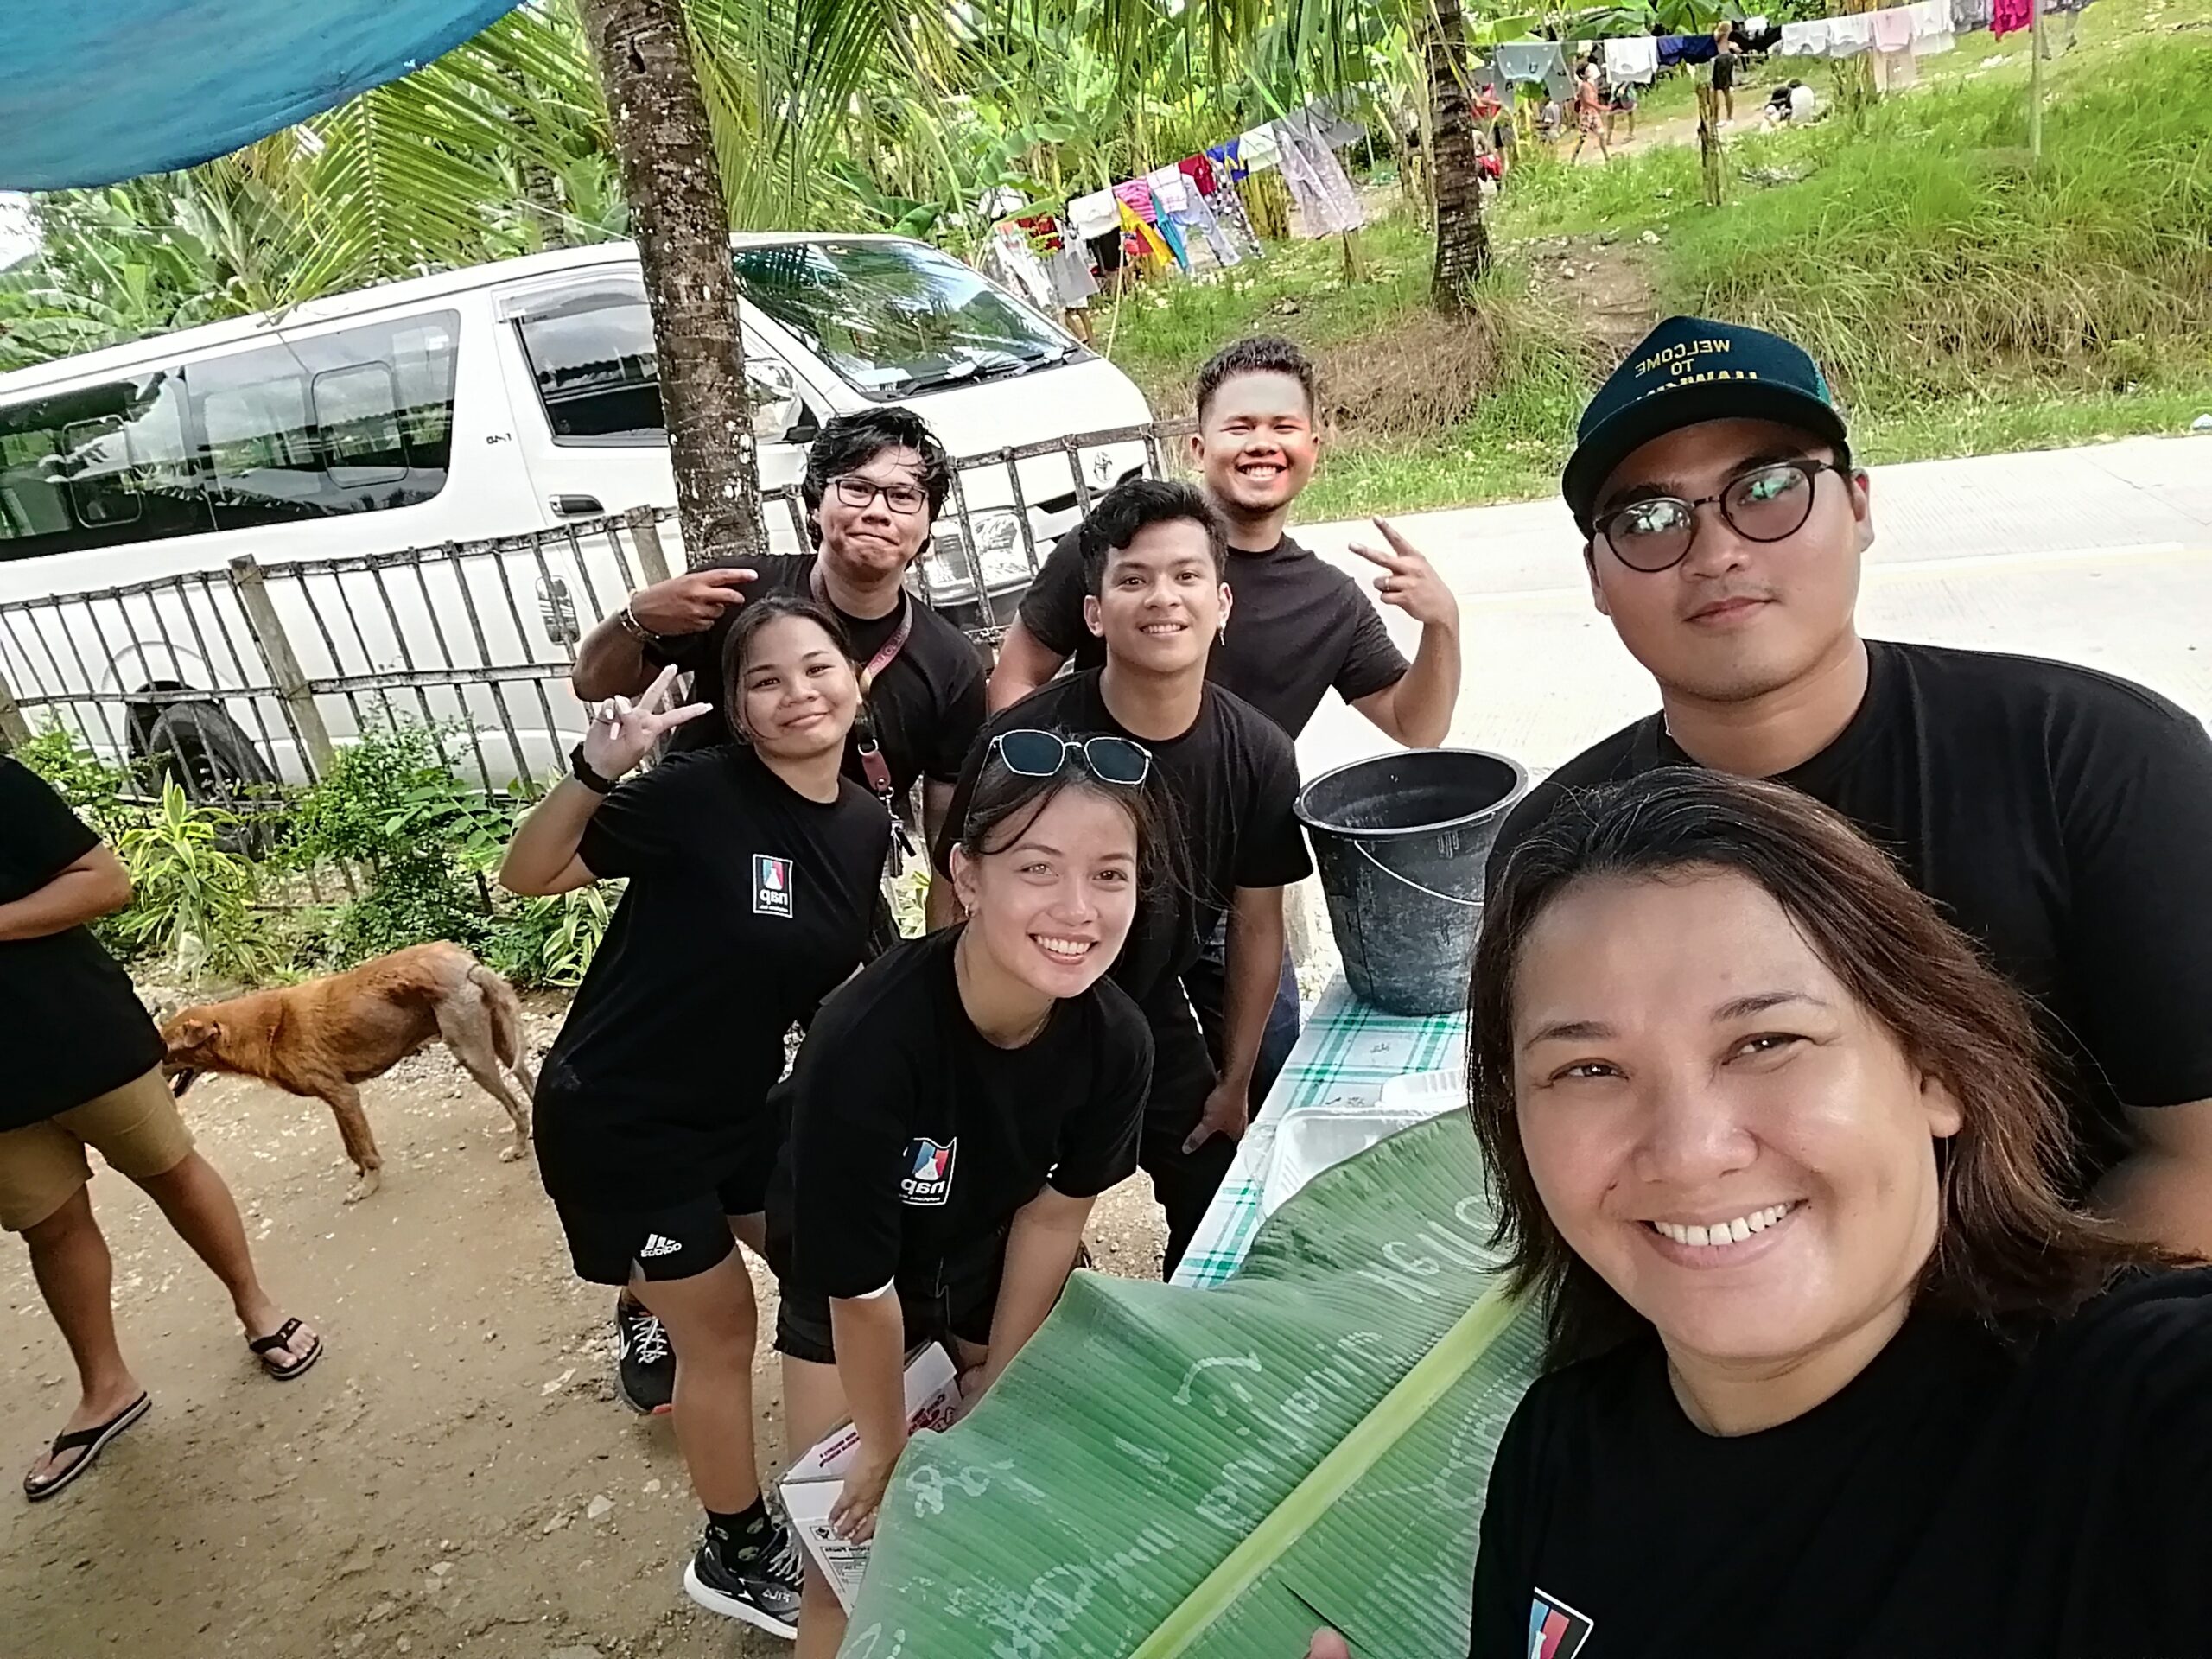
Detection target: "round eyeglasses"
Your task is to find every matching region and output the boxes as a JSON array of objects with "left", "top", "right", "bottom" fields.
[
  {"left": 1593, "top": 459, "right": 1848, "bottom": 574},
  {"left": 832, "top": 474, "right": 929, "bottom": 516}
]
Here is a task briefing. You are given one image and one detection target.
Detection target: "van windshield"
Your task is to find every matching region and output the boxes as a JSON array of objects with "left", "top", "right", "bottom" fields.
[{"left": 730, "top": 239, "right": 1078, "bottom": 400}]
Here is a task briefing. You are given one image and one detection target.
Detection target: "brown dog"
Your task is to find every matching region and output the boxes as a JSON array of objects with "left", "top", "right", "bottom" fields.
[{"left": 161, "top": 943, "right": 537, "bottom": 1202}]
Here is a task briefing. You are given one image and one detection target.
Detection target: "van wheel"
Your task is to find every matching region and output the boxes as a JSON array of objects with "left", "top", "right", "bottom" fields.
[{"left": 145, "top": 704, "right": 279, "bottom": 857}]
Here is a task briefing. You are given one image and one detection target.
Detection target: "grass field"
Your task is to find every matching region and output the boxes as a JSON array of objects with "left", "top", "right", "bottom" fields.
[{"left": 1101, "top": 0, "right": 2212, "bottom": 516}]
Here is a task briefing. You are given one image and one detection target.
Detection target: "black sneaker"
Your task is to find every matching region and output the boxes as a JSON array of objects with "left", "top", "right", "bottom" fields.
[
  {"left": 614, "top": 1296, "right": 675, "bottom": 1415},
  {"left": 683, "top": 1510, "right": 804, "bottom": 1639}
]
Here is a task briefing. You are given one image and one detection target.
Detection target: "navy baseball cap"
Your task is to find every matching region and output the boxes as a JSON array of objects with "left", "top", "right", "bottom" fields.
[{"left": 1562, "top": 316, "right": 1849, "bottom": 532}]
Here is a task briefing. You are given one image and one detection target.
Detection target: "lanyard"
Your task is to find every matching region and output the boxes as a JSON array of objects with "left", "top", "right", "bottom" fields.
[{"left": 810, "top": 563, "right": 912, "bottom": 813}]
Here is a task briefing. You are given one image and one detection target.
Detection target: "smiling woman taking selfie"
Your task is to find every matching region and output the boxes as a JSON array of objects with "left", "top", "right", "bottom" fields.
[
  {"left": 766, "top": 732, "right": 1158, "bottom": 1659},
  {"left": 500, "top": 594, "right": 888, "bottom": 1638},
  {"left": 1396, "top": 772, "right": 2209, "bottom": 1658}
]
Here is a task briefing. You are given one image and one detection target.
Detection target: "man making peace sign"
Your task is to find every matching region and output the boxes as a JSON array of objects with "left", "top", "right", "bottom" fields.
[{"left": 990, "top": 335, "right": 1464, "bottom": 1104}]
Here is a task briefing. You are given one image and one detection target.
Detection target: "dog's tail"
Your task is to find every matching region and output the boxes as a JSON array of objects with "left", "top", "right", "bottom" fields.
[{"left": 469, "top": 963, "right": 537, "bottom": 1092}]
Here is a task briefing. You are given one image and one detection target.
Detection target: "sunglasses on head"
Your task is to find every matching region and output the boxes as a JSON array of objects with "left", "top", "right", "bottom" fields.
[{"left": 988, "top": 728, "right": 1152, "bottom": 787}]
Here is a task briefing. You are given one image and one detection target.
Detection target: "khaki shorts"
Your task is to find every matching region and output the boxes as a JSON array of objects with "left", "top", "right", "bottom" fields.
[{"left": 0, "top": 1067, "right": 194, "bottom": 1232}]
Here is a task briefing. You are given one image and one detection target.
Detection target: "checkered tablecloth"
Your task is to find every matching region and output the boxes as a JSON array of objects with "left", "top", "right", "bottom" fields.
[{"left": 1172, "top": 977, "right": 1469, "bottom": 1288}]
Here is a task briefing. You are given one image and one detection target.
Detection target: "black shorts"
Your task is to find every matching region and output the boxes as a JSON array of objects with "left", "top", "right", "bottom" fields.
[
  {"left": 554, "top": 1165, "right": 767, "bottom": 1287},
  {"left": 772, "top": 1248, "right": 1003, "bottom": 1365}
]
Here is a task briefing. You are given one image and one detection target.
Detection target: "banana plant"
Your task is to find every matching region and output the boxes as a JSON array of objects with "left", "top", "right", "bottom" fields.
[{"left": 843, "top": 1110, "right": 1547, "bottom": 1658}]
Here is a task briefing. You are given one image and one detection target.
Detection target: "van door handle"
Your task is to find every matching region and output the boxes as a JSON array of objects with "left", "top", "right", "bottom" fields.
[{"left": 550, "top": 494, "right": 605, "bottom": 518}]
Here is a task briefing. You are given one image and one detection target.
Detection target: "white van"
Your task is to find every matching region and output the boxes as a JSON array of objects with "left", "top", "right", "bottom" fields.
[{"left": 0, "top": 234, "right": 1153, "bottom": 794}]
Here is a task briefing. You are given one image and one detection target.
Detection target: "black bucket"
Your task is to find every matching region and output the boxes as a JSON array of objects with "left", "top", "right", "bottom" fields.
[{"left": 1294, "top": 748, "right": 1529, "bottom": 1016}]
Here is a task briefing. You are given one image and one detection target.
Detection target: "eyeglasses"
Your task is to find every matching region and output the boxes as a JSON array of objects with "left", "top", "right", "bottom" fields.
[
  {"left": 989, "top": 729, "right": 1153, "bottom": 787},
  {"left": 831, "top": 474, "right": 929, "bottom": 516},
  {"left": 1593, "top": 459, "right": 1848, "bottom": 574}
]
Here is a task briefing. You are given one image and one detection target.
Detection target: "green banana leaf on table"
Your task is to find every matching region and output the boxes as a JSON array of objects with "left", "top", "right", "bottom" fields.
[{"left": 840, "top": 1111, "right": 1547, "bottom": 1659}]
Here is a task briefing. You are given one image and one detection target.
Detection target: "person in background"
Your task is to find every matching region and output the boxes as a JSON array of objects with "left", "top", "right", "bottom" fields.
[
  {"left": 989, "top": 336, "right": 1461, "bottom": 1110},
  {"left": 1486, "top": 315, "right": 2212, "bottom": 1260},
  {"left": 569, "top": 408, "right": 985, "bottom": 1414},
  {"left": 946, "top": 480, "right": 1312, "bottom": 1274},
  {"left": 769, "top": 738, "right": 1157, "bottom": 1658},
  {"left": 1446, "top": 773, "right": 2203, "bottom": 1655},
  {"left": 3, "top": 755, "right": 321, "bottom": 1503},
  {"left": 502, "top": 599, "right": 889, "bottom": 1638},
  {"left": 1538, "top": 94, "right": 1564, "bottom": 143},
  {"left": 1712, "top": 24, "right": 1743, "bottom": 124},
  {"left": 1571, "top": 65, "right": 1611, "bottom": 164},
  {"left": 1789, "top": 79, "right": 1819, "bottom": 124}
]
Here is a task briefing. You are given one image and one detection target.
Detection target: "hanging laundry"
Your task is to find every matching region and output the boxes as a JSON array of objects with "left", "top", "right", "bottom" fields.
[
  {"left": 1198, "top": 153, "right": 1265, "bottom": 257},
  {"left": 1145, "top": 166, "right": 1192, "bottom": 218},
  {"left": 1311, "top": 96, "right": 1366, "bottom": 150},
  {"left": 1177, "top": 153, "right": 1216, "bottom": 197},
  {"left": 1113, "top": 177, "right": 1159, "bottom": 224},
  {"left": 1742, "top": 14, "right": 1770, "bottom": 31},
  {"left": 1825, "top": 14, "right": 1875, "bottom": 54},
  {"left": 1910, "top": 0, "right": 1957, "bottom": 49},
  {"left": 1045, "top": 241, "right": 1098, "bottom": 309},
  {"left": 1236, "top": 124, "right": 1282, "bottom": 171},
  {"left": 1872, "top": 6, "right": 1917, "bottom": 52},
  {"left": 1991, "top": 0, "right": 2031, "bottom": 33},
  {"left": 1068, "top": 188, "right": 1119, "bottom": 241},
  {"left": 1492, "top": 39, "right": 1567, "bottom": 92},
  {"left": 1273, "top": 111, "right": 1364, "bottom": 238},
  {"left": 1014, "top": 212, "right": 1064, "bottom": 254},
  {"left": 1206, "top": 137, "right": 1248, "bottom": 184},
  {"left": 1147, "top": 164, "right": 1238, "bottom": 268},
  {"left": 1781, "top": 19, "right": 1831, "bottom": 54},
  {"left": 1116, "top": 199, "right": 1173, "bottom": 271},
  {"left": 2045, "top": 0, "right": 2098, "bottom": 14},
  {"left": 1603, "top": 35, "right": 1660, "bottom": 84},
  {"left": 1658, "top": 34, "right": 1720, "bottom": 67},
  {"left": 1952, "top": 0, "right": 1993, "bottom": 29},
  {"left": 982, "top": 225, "right": 1056, "bottom": 312}
]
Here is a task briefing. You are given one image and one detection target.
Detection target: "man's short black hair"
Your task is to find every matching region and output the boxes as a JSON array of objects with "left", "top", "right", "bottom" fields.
[
  {"left": 1194, "top": 334, "right": 1318, "bottom": 424},
  {"left": 1077, "top": 478, "right": 1228, "bottom": 594},
  {"left": 801, "top": 407, "right": 952, "bottom": 544}
]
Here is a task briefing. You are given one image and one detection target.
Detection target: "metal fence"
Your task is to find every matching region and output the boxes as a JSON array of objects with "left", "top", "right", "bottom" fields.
[{"left": 0, "top": 420, "right": 1187, "bottom": 805}]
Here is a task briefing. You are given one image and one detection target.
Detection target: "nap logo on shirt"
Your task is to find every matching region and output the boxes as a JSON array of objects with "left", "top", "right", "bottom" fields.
[
  {"left": 1528, "top": 1590, "right": 1595, "bottom": 1659},
  {"left": 753, "top": 854, "right": 793, "bottom": 918},
  {"left": 900, "top": 1137, "right": 956, "bottom": 1205}
]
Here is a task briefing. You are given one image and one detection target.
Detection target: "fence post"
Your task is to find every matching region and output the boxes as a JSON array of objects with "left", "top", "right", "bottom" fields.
[
  {"left": 226, "top": 555, "right": 337, "bottom": 778},
  {"left": 0, "top": 664, "right": 31, "bottom": 749},
  {"left": 628, "top": 509, "right": 673, "bottom": 588}
]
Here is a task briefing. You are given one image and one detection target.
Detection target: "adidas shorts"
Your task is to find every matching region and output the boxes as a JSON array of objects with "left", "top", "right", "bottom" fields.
[{"left": 553, "top": 1166, "right": 766, "bottom": 1287}]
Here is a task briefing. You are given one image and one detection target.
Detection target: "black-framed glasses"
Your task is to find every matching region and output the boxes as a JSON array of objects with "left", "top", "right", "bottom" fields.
[
  {"left": 831, "top": 474, "right": 929, "bottom": 516},
  {"left": 1593, "top": 459, "right": 1848, "bottom": 573},
  {"left": 989, "top": 729, "right": 1153, "bottom": 787}
]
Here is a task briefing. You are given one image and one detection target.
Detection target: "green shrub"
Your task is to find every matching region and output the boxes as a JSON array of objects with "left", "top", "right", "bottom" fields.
[{"left": 111, "top": 783, "right": 278, "bottom": 982}]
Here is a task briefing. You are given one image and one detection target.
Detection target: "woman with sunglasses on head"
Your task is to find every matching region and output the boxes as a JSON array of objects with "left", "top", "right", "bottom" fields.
[
  {"left": 500, "top": 594, "right": 890, "bottom": 1639},
  {"left": 1301, "top": 770, "right": 2211, "bottom": 1659},
  {"left": 767, "top": 732, "right": 1160, "bottom": 1659}
]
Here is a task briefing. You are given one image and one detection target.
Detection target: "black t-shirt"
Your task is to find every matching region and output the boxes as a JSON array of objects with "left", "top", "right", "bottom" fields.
[
  {"left": 1471, "top": 1268, "right": 2212, "bottom": 1658},
  {"left": 1015, "top": 529, "right": 1408, "bottom": 739},
  {"left": 533, "top": 745, "right": 889, "bottom": 1208},
  {"left": 0, "top": 759, "right": 165, "bottom": 1128},
  {"left": 1484, "top": 640, "right": 2212, "bottom": 1193},
  {"left": 933, "top": 671, "right": 1313, "bottom": 1003},
  {"left": 647, "top": 555, "right": 988, "bottom": 798},
  {"left": 767, "top": 926, "right": 1153, "bottom": 1300}
]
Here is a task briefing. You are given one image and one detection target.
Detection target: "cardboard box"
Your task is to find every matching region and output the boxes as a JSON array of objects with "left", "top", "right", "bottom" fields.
[{"left": 779, "top": 1343, "right": 963, "bottom": 1611}]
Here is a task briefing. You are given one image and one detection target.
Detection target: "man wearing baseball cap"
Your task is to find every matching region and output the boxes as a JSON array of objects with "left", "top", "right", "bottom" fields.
[{"left": 1485, "top": 315, "right": 2212, "bottom": 1255}]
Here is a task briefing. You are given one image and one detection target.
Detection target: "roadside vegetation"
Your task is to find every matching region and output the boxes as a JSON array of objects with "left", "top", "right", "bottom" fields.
[{"left": 1103, "top": 0, "right": 2212, "bottom": 518}]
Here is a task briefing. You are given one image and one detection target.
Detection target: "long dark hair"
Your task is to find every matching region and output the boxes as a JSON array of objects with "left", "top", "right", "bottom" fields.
[
  {"left": 718, "top": 594, "right": 855, "bottom": 743},
  {"left": 1468, "top": 769, "right": 2164, "bottom": 1368}
]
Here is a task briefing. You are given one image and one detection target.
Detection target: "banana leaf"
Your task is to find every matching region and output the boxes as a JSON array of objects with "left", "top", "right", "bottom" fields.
[{"left": 841, "top": 1111, "right": 1546, "bottom": 1658}]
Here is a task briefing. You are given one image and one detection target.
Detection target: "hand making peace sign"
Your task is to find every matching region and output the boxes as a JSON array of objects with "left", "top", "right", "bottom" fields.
[
  {"left": 579, "top": 663, "right": 713, "bottom": 780},
  {"left": 1347, "top": 518, "right": 1459, "bottom": 632}
]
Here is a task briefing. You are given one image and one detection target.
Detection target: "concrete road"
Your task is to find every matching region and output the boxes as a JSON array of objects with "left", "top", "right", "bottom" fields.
[{"left": 1290, "top": 434, "right": 2212, "bottom": 785}]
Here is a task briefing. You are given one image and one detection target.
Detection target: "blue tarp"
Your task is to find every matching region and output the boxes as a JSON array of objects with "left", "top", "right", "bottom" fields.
[{"left": 0, "top": 1, "right": 523, "bottom": 191}]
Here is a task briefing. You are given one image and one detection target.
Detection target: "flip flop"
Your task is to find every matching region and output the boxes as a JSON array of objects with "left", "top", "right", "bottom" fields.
[
  {"left": 248, "top": 1317, "right": 323, "bottom": 1382},
  {"left": 23, "top": 1392, "right": 151, "bottom": 1503}
]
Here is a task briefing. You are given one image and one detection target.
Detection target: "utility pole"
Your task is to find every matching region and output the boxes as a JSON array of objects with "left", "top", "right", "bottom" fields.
[{"left": 2028, "top": 0, "right": 2046, "bottom": 157}]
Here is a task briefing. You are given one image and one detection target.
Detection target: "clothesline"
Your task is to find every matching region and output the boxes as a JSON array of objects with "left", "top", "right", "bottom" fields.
[{"left": 981, "top": 97, "right": 1374, "bottom": 315}]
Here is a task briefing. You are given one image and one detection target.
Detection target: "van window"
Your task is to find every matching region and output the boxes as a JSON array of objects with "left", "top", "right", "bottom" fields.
[
  {"left": 515, "top": 290, "right": 664, "bottom": 444},
  {"left": 0, "top": 309, "right": 460, "bottom": 559}
]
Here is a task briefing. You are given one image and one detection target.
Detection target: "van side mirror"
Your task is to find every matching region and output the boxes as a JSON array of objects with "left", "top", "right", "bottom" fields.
[{"left": 747, "top": 360, "right": 803, "bottom": 442}]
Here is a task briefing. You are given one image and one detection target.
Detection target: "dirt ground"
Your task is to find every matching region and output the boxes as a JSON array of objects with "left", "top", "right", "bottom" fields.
[{"left": 0, "top": 997, "right": 1167, "bottom": 1659}]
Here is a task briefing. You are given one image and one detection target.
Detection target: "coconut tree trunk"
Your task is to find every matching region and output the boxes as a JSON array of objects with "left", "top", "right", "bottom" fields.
[
  {"left": 1427, "top": 0, "right": 1492, "bottom": 313},
  {"left": 576, "top": 0, "right": 764, "bottom": 567}
]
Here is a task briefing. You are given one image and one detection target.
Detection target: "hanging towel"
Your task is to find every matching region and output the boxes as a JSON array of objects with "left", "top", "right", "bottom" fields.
[
  {"left": 1067, "top": 188, "right": 1118, "bottom": 240},
  {"left": 1825, "top": 14, "right": 1874, "bottom": 54},
  {"left": 1178, "top": 153, "right": 1216, "bottom": 197},
  {"left": 1658, "top": 34, "right": 1719, "bottom": 66},
  {"left": 1992, "top": 0, "right": 2031, "bottom": 33},
  {"left": 1872, "top": 6, "right": 1916, "bottom": 52},
  {"left": 1910, "top": 0, "right": 1958, "bottom": 48},
  {"left": 1952, "top": 0, "right": 1993, "bottom": 28},
  {"left": 1743, "top": 14, "right": 1770, "bottom": 31},
  {"left": 1603, "top": 35, "right": 1660, "bottom": 84},
  {"left": 1113, "top": 178, "right": 1159, "bottom": 224},
  {"left": 1044, "top": 238, "right": 1098, "bottom": 308},
  {"left": 1236, "top": 124, "right": 1281, "bottom": 171},
  {"left": 1274, "top": 111, "right": 1364, "bottom": 238},
  {"left": 1780, "top": 19, "right": 1831, "bottom": 54},
  {"left": 1146, "top": 166, "right": 1192, "bottom": 217},
  {"left": 1116, "top": 200, "right": 1173, "bottom": 269}
]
